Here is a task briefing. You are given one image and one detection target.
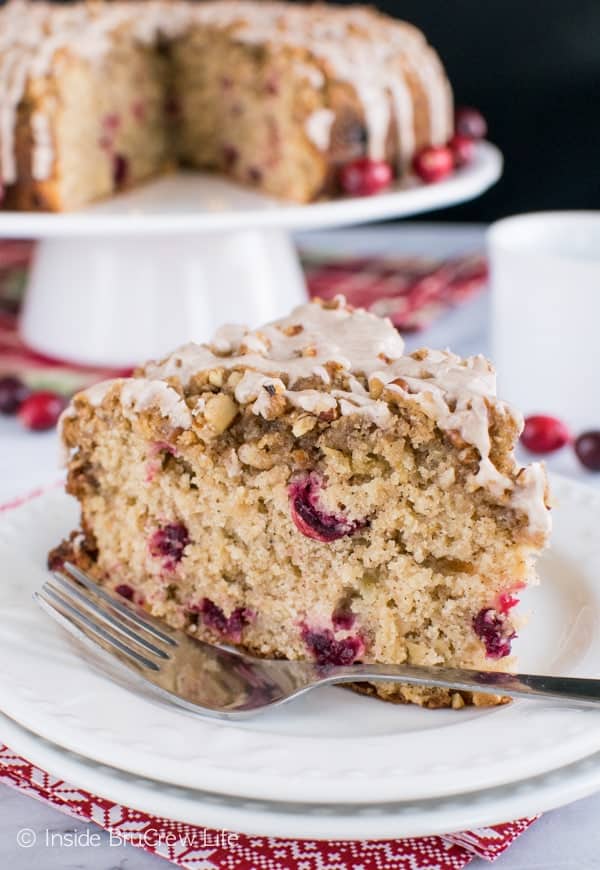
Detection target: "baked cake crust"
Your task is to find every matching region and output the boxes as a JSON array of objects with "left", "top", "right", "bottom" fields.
[
  {"left": 0, "top": 0, "right": 453, "bottom": 209},
  {"left": 53, "top": 298, "right": 550, "bottom": 709}
]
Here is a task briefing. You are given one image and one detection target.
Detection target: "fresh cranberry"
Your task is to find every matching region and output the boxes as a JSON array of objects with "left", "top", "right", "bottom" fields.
[
  {"left": 47, "top": 552, "right": 65, "bottom": 571},
  {"left": 0, "top": 374, "right": 29, "bottom": 415},
  {"left": 302, "top": 625, "right": 364, "bottom": 666},
  {"left": 199, "top": 599, "right": 228, "bottom": 634},
  {"left": 575, "top": 431, "right": 600, "bottom": 471},
  {"left": 288, "top": 474, "right": 368, "bottom": 543},
  {"left": 164, "top": 96, "right": 181, "bottom": 119},
  {"left": 150, "top": 440, "right": 176, "bottom": 457},
  {"left": 498, "top": 592, "right": 520, "bottom": 614},
  {"left": 131, "top": 100, "right": 146, "bottom": 122},
  {"left": 113, "top": 154, "right": 129, "bottom": 188},
  {"left": 102, "top": 112, "right": 121, "bottom": 132},
  {"left": 226, "top": 608, "right": 249, "bottom": 640},
  {"left": 222, "top": 145, "right": 239, "bottom": 168},
  {"left": 449, "top": 133, "right": 475, "bottom": 168},
  {"left": 340, "top": 157, "right": 393, "bottom": 196},
  {"left": 521, "top": 415, "right": 571, "bottom": 454},
  {"left": 455, "top": 106, "right": 487, "bottom": 140},
  {"left": 199, "top": 598, "right": 252, "bottom": 642},
  {"left": 473, "top": 608, "right": 515, "bottom": 659},
  {"left": 145, "top": 461, "right": 159, "bottom": 484},
  {"left": 412, "top": 145, "right": 454, "bottom": 183},
  {"left": 332, "top": 608, "right": 356, "bottom": 631},
  {"left": 115, "top": 584, "right": 134, "bottom": 601},
  {"left": 18, "top": 391, "right": 66, "bottom": 431},
  {"left": 146, "top": 441, "right": 177, "bottom": 481},
  {"left": 149, "top": 522, "right": 189, "bottom": 564},
  {"left": 247, "top": 167, "right": 263, "bottom": 183}
]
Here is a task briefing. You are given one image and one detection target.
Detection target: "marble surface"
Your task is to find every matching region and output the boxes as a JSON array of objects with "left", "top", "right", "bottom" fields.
[{"left": 1, "top": 223, "right": 600, "bottom": 869}]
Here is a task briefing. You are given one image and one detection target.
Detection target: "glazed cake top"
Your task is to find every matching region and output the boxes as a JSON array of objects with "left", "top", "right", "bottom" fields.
[
  {"left": 72, "top": 298, "right": 551, "bottom": 540},
  {"left": 0, "top": 0, "right": 452, "bottom": 184}
]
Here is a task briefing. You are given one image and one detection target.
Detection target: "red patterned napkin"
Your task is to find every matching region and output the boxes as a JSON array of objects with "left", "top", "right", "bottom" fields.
[
  {"left": 303, "top": 252, "right": 487, "bottom": 332},
  {"left": 0, "top": 242, "right": 487, "bottom": 396},
  {"left": 0, "top": 743, "right": 535, "bottom": 869}
]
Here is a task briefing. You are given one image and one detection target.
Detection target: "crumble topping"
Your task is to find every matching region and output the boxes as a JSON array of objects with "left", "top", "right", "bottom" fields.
[{"left": 64, "top": 297, "right": 550, "bottom": 539}]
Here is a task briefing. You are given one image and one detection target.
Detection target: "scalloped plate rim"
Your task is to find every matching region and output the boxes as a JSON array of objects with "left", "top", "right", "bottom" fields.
[{"left": 3, "top": 709, "right": 600, "bottom": 840}]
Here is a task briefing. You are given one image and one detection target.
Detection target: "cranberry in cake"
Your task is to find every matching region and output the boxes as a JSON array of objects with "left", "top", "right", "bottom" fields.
[
  {"left": 0, "top": 0, "right": 453, "bottom": 210},
  {"left": 53, "top": 298, "right": 551, "bottom": 708}
]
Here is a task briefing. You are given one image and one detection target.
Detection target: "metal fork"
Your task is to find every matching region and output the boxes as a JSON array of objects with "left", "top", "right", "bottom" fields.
[{"left": 34, "top": 563, "right": 600, "bottom": 719}]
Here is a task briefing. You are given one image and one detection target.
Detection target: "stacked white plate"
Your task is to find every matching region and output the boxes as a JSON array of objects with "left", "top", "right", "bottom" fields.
[{"left": 1, "top": 474, "right": 600, "bottom": 839}]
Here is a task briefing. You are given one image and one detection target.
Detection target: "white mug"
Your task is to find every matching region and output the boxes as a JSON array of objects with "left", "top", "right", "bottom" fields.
[{"left": 488, "top": 212, "right": 600, "bottom": 431}]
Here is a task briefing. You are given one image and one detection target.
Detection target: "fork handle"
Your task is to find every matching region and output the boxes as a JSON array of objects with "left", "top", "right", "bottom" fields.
[{"left": 323, "top": 663, "right": 600, "bottom": 707}]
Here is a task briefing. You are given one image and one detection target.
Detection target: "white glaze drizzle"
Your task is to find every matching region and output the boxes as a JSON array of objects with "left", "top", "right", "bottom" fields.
[
  {"left": 194, "top": 2, "right": 453, "bottom": 163},
  {"left": 388, "top": 76, "right": 415, "bottom": 164},
  {"left": 0, "top": 0, "right": 453, "bottom": 186},
  {"left": 305, "top": 108, "right": 336, "bottom": 152},
  {"left": 81, "top": 379, "right": 120, "bottom": 407},
  {"left": 119, "top": 380, "right": 192, "bottom": 429},
  {"left": 288, "top": 389, "right": 337, "bottom": 415},
  {"left": 69, "top": 299, "right": 549, "bottom": 538},
  {"left": 511, "top": 464, "right": 551, "bottom": 537},
  {"left": 139, "top": 299, "right": 548, "bottom": 535},
  {"left": 31, "top": 110, "right": 54, "bottom": 180},
  {"left": 143, "top": 298, "right": 407, "bottom": 388},
  {"left": 75, "top": 377, "right": 192, "bottom": 429}
]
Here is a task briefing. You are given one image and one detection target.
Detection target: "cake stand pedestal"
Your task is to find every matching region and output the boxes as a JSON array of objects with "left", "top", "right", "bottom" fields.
[
  {"left": 20, "top": 229, "right": 305, "bottom": 368},
  {"left": 0, "top": 142, "right": 502, "bottom": 368}
]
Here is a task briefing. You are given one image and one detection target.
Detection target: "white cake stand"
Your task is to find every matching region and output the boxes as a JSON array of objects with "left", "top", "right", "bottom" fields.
[{"left": 0, "top": 142, "right": 501, "bottom": 367}]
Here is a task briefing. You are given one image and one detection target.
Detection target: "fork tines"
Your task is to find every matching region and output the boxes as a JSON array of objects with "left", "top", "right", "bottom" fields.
[{"left": 35, "top": 563, "right": 177, "bottom": 673}]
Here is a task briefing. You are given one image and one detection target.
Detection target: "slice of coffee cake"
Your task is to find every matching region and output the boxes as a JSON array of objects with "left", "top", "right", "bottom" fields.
[{"left": 53, "top": 298, "right": 550, "bottom": 708}]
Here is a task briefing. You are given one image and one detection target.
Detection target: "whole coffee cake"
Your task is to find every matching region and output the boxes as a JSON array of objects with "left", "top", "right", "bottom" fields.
[
  {"left": 0, "top": 0, "right": 452, "bottom": 209},
  {"left": 52, "top": 298, "right": 551, "bottom": 708}
]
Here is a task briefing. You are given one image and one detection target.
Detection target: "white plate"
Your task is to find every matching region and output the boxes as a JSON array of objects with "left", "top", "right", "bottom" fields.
[
  {"left": 1, "top": 475, "right": 600, "bottom": 808},
  {"left": 5, "top": 708, "right": 600, "bottom": 840},
  {"left": 0, "top": 142, "right": 501, "bottom": 237}
]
